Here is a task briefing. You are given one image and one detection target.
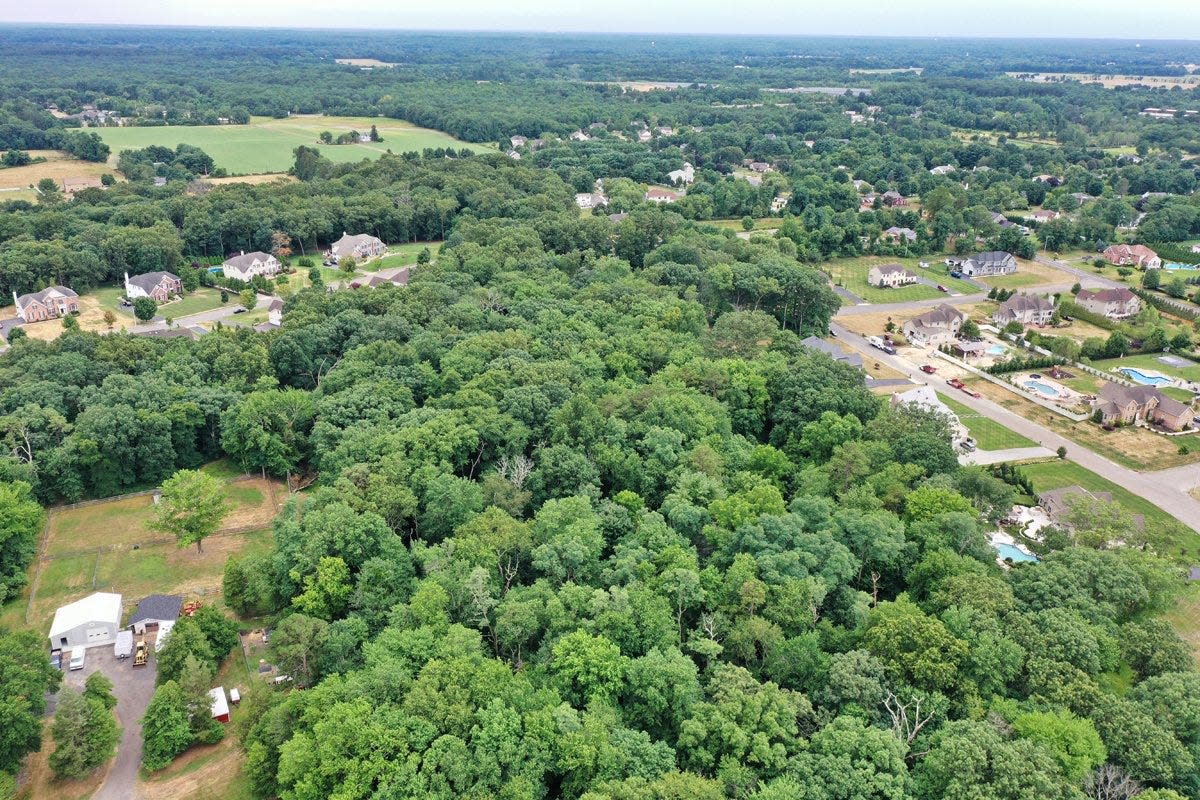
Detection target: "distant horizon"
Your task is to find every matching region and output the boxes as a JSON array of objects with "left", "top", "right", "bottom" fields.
[
  {"left": 2, "top": 20, "right": 1199, "bottom": 43},
  {"left": 2, "top": 0, "right": 1199, "bottom": 40}
]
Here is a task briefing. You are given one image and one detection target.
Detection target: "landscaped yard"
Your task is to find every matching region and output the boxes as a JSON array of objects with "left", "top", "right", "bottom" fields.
[
  {"left": 937, "top": 393, "right": 1037, "bottom": 450},
  {"left": 96, "top": 115, "right": 491, "bottom": 175},
  {"left": 824, "top": 256, "right": 978, "bottom": 303},
  {"left": 976, "top": 258, "right": 1066, "bottom": 289},
  {"left": 1018, "top": 459, "right": 1197, "bottom": 559},
  {"left": 374, "top": 240, "right": 442, "bottom": 269},
  {"left": 159, "top": 287, "right": 229, "bottom": 318},
  {"left": 1087, "top": 353, "right": 1200, "bottom": 384}
]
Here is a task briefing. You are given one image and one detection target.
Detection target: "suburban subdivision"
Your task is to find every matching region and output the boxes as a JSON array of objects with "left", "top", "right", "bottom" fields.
[{"left": 1, "top": 18, "right": 1199, "bottom": 800}]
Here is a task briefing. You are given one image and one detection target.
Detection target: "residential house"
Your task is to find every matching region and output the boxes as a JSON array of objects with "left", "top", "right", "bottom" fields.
[
  {"left": 868, "top": 263, "right": 919, "bottom": 288},
  {"left": 124, "top": 271, "right": 182, "bottom": 302},
  {"left": 1075, "top": 287, "right": 1141, "bottom": 319},
  {"left": 990, "top": 212, "right": 1030, "bottom": 234},
  {"left": 890, "top": 385, "right": 968, "bottom": 443},
  {"left": 608, "top": 212, "right": 629, "bottom": 223},
  {"left": 1103, "top": 244, "right": 1161, "bottom": 269},
  {"left": 858, "top": 194, "right": 877, "bottom": 212},
  {"left": 656, "top": 126, "right": 675, "bottom": 136},
  {"left": 770, "top": 195, "right": 790, "bottom": 214},
  {"left": 645, "top": 187, "right": 680, "bottom": 204},
  {"left": 993, "top": 293, "right": 1055, "bottom": 326},
  {"left": 951, "top": 251, "right": 1018, "bottom": 277},
  {"left": 929, "top": 164, "right": 956, "bottom": 175},
  {"left": 1192, "top": 244, "right": 1200, "bottom": 254},
  {"left": 1039, "top": 486, "right": 1144, "bottom": 532},
  {"left": 1027, "top": 209, "right": 1060, "bottom": 223},
  {"left": 1092, "top": 383, "right": 1195, "bottom": 431},
  {"left": 748, "top": 162, "right": 772, "bottom": 173},
  {"left": 509, "top": 135, "right": 527, "bottom": 148},
  {"left": 505, "top": 150, "right": 522, "bottom": 160},
  {"left": 637, "top": 130, "right": 652, "bottom": 143},
  {"left": 575, "top": 192, "right": 608, "bottom": 209},
  {"left": 902, "top": 303, "right": 966, "bottom": 346},
  {"left": 1070, "top": 192, "right": 1095, "bottom": 206},
  {"left": 61, "top": 176, "right": 104, "bottom": 195},
  {"left": 668, "top": 162, "right": 695, "bottom": 185},
  {"left": 1033, "top": 175, "right": 1064, "bottom": 187},
  {"left": 570, "top": 130, "right": 591, "bottom": 142},
  {"left": 330, "top": 232, "right": 386, "bottom": 262},
  {"left": 268, "top": 297, "right": 284, "bottom": 326},
  {"left": 348, "top": 271, "right": 410, "bottom": 290},
  {"left": 12, "top": 286, "right": 79, "bottom": 322},
  {"left": 881, "top": 190, "right": 908, "bottom": 207},
  {"left": 800, "top": 335, "right": 862, "bottom": 368},
  {"left": 221, "top": 251, "right": 281, "bottom": 282},
  {"left": 882, "top": 226, "right": 917, "bottom": 244}
]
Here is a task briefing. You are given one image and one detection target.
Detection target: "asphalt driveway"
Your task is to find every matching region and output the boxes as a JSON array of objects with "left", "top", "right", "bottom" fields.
[{"left": 62, "top": 642, "right": 157, "bottom": 800}]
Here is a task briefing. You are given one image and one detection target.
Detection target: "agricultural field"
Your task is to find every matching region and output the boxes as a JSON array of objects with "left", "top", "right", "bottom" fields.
[
  {"left": 95, "top": 116, "right": 492, "bottom": 175},
  {"left": 824, "top": 256, "right": 978, "bottom": 303},
  {"left": 0, "top": 149, "right": 118, "bottom": 191},
  {"left": 937, "top": 392, "right": 1037, "bottom": 450}
]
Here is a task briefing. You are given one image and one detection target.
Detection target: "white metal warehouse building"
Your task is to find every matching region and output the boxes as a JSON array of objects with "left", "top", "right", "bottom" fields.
[{"left": 48, "top": 592, "right": 123, "bottom": 650}]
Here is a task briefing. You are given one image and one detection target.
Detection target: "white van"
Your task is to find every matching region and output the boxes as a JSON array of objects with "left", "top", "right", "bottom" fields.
[{"left": 68, "top": 646, "right": 86, "bottom": 671}]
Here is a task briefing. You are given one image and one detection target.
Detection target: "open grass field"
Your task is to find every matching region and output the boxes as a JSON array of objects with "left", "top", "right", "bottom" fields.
[
  {"left": 374, "top": 240, "right": 442, "bottom": 268},
  {"left": 977, "top": 258, "right": 1066, "bottom": 289},
  {"left": 159, "top": 287, "right": 228, "bottom": 318},
  {"left": 967, "top": 376, "right": 1200, "bottom": 472},
  {"left": 937, "top": 392, "right": 1037, "bottom": 450},
  {"left": 1007, "top": 72, "right": 1200, "bottom": 89},
  {"left": 824, "top": 256, "right": 977, "bottom": 303},
  {"left": 96, "top": 116, "right": 492, "bottom": 175},
  {"left": 1164, "top": 580, "right": 1200, "bottom": 660},
  {"left": 0, "top": 149, "right": 118, "bottom": 191},
  {"left": 1087, "top": 353, "right": 1200, "bottom": 384}
]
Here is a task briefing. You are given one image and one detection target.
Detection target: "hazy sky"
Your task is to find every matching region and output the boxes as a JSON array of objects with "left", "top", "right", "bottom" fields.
[{"left": 2, "top": 0, "right": 1199, "bottom": 39}]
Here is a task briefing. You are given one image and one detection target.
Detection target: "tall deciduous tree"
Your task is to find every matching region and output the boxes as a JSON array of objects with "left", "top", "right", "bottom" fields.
[
  {"left": 49, "top": 687, "right": 119, "bottom": 778},
  {"left": 150, "top": 469, "right": 229, "bottom": 553}
]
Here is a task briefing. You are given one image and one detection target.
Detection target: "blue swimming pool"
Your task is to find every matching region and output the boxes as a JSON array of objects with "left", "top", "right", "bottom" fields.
[
  {"left": 1024, "top": 379, "right": 1062, "bottom": 397},
  {"left": 994, "top": 542, "right": 1039, "bottom": 563},
  {"left": 987, "top": 344, "right": 1007, "bottom": 355},
  {"left": 1164, "top": 263, "right": 1200, "bottom": 271},
  {"left": 1119, "top": 367, "right": 1172, "bottom": 386}
]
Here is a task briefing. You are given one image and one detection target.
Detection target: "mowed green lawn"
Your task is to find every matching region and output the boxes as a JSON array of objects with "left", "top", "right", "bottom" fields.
[
  {"left": 374, "top": 241, "right": 442, "bottom": 269},
  {"left": 97, "top": 116, "right": 492, "bottom": 175},
  {"left": 937, "top": 393, "right": 1037, "bottom": 450},
  {"left": 824, "top": 257, "right": 977, "bottom": 303}
]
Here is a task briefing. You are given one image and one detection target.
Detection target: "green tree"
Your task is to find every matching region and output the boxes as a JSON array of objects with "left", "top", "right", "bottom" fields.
[
  {"left": 789, "top": 715, "right": 908, "bottom": 800},
  {"left": 1013, "top": 710, "right": 1106, "bottom": 782},
  {"left": 192, "top": 605, "right": 241, "bottom": 661},
  {"left": 49, "top": 688, "right": 119, "bottom": 778},
  {"left": 239, "top": 288, "right": 257, "bottom": 311},
  {"left": 291, "top": 145, "right": 324, "bottom": 181},
  {"left": 150, "top": 469, "right": 229, "bottom": 553},
  {"left": 221, "top": 387, "right": 315, "bottom": 477},
  {"left": 551, "top": 629, "right": 628, "bottom": 705},
  {"left": 133, "top": 296, "right": 157, "bottom": 321},
  {"left": 0, "top": 481, "right": 42, "bottom": 603},
  {"left": 0, "top": 628, "right": 60, "bottom": 773},
  {"left": 269, "top": 614, "right": 329, "bottom": 688},
  {"left": 141, "top": 681, "right": 193, "bottom": 771},
  {"left": 156, "top": 615, "right": 216, "bottom": 685},
  {"left": 292, "top": 555, "right": 353, "bottom": 620}
]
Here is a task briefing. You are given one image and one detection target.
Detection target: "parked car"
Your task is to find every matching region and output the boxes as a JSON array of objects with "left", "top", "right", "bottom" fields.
[
  {"left": 960, "top": 440, "right": 977, "bottom": 452},
  {"left": 946, "top": 378, "right": 965, "bottom": 389},
  {"left": 949, "top": 270, "right": 963, "bottom": 279},
  {"left": 233, "top": 307, "right": 247, "bottom": 314},
  {"left": 936, "top": 284, "right": 948, "bottom": 293},
  {"left": 68, "top": 646, "right": 86, "bottom": 671},
  {"left": 50, "top": 650, "right": 62, "bottom": 670},
  {"left": 920, "top": 364, "right": 937, "bottom": 374}
]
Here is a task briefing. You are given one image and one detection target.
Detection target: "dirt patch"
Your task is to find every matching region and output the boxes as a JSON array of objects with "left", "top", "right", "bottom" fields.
[
  {"left": 5, "top": 295, "right": 135, "bottom": 343},
  {"left": 200, "top": 173, "right": 295, "bottom": 187},
  {"left": 139, "top": 733, "right": 246, "bottom": 800}
]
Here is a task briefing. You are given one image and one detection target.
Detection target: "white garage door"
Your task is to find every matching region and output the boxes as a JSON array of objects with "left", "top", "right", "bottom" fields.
[{"left": 86, "top": 626, "right": 109, "bottom": 643}]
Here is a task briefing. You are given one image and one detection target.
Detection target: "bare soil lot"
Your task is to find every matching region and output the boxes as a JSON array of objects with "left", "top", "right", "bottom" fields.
[{"left": 0, "top": 149, "right": 118, "bottom": 191}]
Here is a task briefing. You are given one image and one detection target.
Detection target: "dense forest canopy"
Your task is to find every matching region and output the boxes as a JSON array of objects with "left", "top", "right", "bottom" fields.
[{"left": 0, "top": 26, "right": 1199, "bottom": 800}]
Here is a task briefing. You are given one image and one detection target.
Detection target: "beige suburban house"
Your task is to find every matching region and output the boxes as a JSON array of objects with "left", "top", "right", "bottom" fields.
[
  {"left": 645, "top": 187, "right": 680, "bottom": 204},
  {"left": 221, "top": 251, "right": 281, "bottom": 282},
  {"left": 882, "top": 226, "right": 917, "bottom": 244},
  {"left": 124, "top": 271, "right": 182, "bottom": 303},
  {"left": 902, "top": 303, "right": 966, "bottom": 346},
  {"left": 1093, "top": 383, "right": 1195, "bottom": 431},
  {"left": 330, "top": 233, "right": 387, "bottom": 262},
  {"left": 575, "top": 192, "right": 608, "bottom": 209},
  {"left": 61, "top": 176, "right": 104, "bottom": 195},
  {"left": 1075, "top": 287, "right": 1141, "bottom": 319},
  {"left": 868, "top": 263, "right": 919, "bottom": 288},
  {"left": 13, "top": 286, "right": 79, "bottom": 322},
  {"left": 1103, "top": 243, "right": 1161, "bottom": 269},
  {"left": 993, "top": 293, "right": 1055, "bottom": 326},
  {"left": 668, "top": 162, "right": 695, "bottom": 185}
]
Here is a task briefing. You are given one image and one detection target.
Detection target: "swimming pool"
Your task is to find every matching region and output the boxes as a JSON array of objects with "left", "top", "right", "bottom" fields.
[
  {"left": 1119, "top": 367, "right": 1172, "bottom": 386},
  {"left": 1024, "top": 379, "right": 1062, "bottom": 397},
  {"left": 986, "top": 344, "right": 1007, "bottom": 355},
  {"left": 994, "top": 542, "right": 1039, "bottom": 563},
  {"left": 1164, "top": 263, "right": 1200, "bottom": 271}
]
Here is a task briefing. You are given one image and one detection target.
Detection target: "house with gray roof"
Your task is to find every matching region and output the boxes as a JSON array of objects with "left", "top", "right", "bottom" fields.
[
  {"left": 221, "top": 250, "right": 281, "bottom": 282},
  {"left": 13, "top": 286, "right": 79, "bottom": 322},
  {"left": 801, "top": 335, "right": 863, "bottom": 368},
  {"left": 1093, "top": 382, "right": 1195, "bottom": 431},
  {"left": 124, "top": 271, "right": 182, "bottom": 303},
  {"left": 868, "top": 263, "right": 919, "bottom": 288},
  {"left": 951, "top": 251, "right": 1018, "bottom": 277},
  {"left": 902, "top": 303, "right": 966, "bottom": 346},
  {"left": 993, "top": 293, "right": 1055, "bottom": 326},
  {"left": 1075, "top": 287, "right": 1140, "bottom": 319},
  {"left": 330, "top": 232, "right": 386, "bottom": 262},
  {"left": 129, "top": 594, "right": 182, "bottom": 632}
]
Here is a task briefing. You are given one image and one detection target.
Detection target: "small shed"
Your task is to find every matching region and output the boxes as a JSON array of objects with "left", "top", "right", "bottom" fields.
[
  {"left": 130, "top": 594, "right": 182, "bottom": 634},
  {"left": 48, "top": 592, "right": 122, "bottom": 650},
  {"left": 209, "top": 687, "right": 231, "bottom": 724}
]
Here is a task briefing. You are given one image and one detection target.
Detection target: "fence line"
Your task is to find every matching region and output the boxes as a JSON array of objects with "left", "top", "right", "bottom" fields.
[
  {"left": 931, "top": 350, "right": 1090, "bottom": 421},
  {"left": 50, "top": 472, "right": 261, "bottom": 513},
  {"left": 44, "top": 522, "right": 270, "bottom": 563}
]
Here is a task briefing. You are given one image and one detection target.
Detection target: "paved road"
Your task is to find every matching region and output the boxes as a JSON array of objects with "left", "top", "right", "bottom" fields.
[
  {"left": 1145, "top": 462, "right": 1200, "bottom": 492},
  {"left": 131, "top": 292, "right": 274, "bottom": 333},
  {"left": 837, "top": 293, "right": 988, "bottom": 316},
  {"left": 962, "top": 446, "right": 1056, "bottom": 466},
  {"left": 831, "top": 320, "right": 1200, "bottom": 532}
]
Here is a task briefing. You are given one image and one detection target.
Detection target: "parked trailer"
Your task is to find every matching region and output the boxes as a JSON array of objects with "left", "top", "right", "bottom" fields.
[{"left": 114, "top": 629, "right": 134, "bottom": 659}]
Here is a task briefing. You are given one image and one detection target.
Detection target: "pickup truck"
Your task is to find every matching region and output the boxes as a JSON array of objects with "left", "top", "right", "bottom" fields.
[
  {"left": 946, "top": 378, "right": 965, "bottom": 389},
  {"left": 866, "top": 336, "right": 897, "bottom": 355},
  {"left": 920, "top": 365, "right": 937, "bottom": 374}
]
